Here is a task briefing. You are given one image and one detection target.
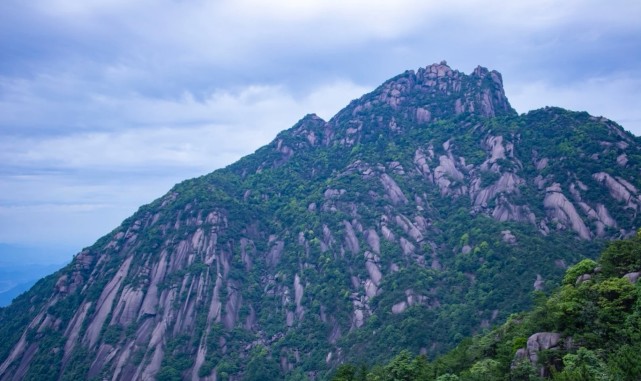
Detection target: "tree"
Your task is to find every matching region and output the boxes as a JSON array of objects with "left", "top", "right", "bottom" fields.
[
  {"left": 599, "top": 232, "right": 641, "bottom": 277},
  {"left": 435, "top": 375, "right": 460, "bottom": 381},
  {"left": 243, "top": 347, "right": 280, "bottom": 381},
  {"left": 553, "top": 348, "right": 609, "bottom": 381},
  {"left": 467, "top": 359, "right": 502, "bottom": 381},
  {"left": 381, "top": 350, "right": 421, "bottom": 381},
  {"left": 562, "top": 259, "right": 597, "bottom": 286},
  {"left": 333, "top": 364, "right": 357, "bottom": 381},
  {"left": 608, "top": 344, "right": 641, "bottom": 381},
  {"left": 156, "top": 367, "right": 181, "bottom": 381}
]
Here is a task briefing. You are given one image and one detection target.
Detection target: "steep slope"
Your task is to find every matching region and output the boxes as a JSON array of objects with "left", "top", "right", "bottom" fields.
[
  {"left": 1, "top": 62, "right": 640, "bottom": 381},
  {"left": 335, "top": 231, "right": 641, "bottom": 380}
]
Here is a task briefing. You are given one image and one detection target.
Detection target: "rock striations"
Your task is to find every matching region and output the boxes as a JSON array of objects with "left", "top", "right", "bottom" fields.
[{"left": 1, "top": 62, "right": 640, "bottom": 381}]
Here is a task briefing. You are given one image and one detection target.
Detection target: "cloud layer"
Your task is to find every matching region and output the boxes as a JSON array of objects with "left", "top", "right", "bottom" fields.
[{"left": 1, "top": 0, "right": 640, "bottom": 254}]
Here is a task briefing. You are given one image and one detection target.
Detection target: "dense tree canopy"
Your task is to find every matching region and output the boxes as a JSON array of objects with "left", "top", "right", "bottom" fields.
[{"left": 332, "top": 232, "right": 641, "bottom": 380}]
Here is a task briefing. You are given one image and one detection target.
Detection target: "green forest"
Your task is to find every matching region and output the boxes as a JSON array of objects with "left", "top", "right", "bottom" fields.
[{"left": 331, "top": 231, "right": 641, "bottom": 380}]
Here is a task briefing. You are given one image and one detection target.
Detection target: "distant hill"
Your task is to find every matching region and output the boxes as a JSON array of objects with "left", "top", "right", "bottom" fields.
[
  {"left": 0, "top": 244, "right": 70, "bottom": 306},
  {"left": 0, "top": 262, "right": 65, "bottom": 307},
  {"left": 0, "top": 280, "right": 37, "bottom": 307}
]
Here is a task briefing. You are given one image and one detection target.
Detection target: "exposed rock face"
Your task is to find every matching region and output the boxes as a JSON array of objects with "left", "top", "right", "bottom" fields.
[
  {"left": 364, "top": 252, "right": 383, "bottom": 288},
  {"left": 416, "top": 107, "right": 432, "bottom": 124},
  {"left": 624, "top": 272, "right": 641, "bottom": 283},
  {"left": 514, "top": 332, "right": 561, "bottom": 366},
  {"left": 501, "top": 230, "right": 517, "bottom": 245},
  {"left": 533, "top": 274, "right": 544, "bottom": 291},
  {"left": 395, "top": 215, "right": 424, "bottom": 243},
  {"left": 528, "top": 332, "right": 562, "bottom": 375},
  {"left": 399, "top": 237, "right": 416, "bottom": 255},
  {"left": 391, "top": 289, "right": 432, "bottom": 314},
  {"left": 480, "top": 135, "right": 507, "bottom": 171},
  {"left": 576, "top": 273, "right": 592, "bottom": 285},
  {"left": 513, "top": 332, "right": 563, "bottom": 377},
  {"left": 294, "top": 274, "right": 305, "bottom": 319},
  {"left": 111, "top": 286, "right": 144, "bottom": 326},
  {"left": 411, "top": 63, "right": 515, "bottom": 118},
  {"left": 544, "top": 183, "right": 591, "bottom": 240},
  {"left": 492, "top": 195, "right": 536, "bottom": 224},
  {"left": 434, "top": 155, "right": 465, "bottom": 196},
  {"left": 343, "top": 220, "right": 360, "bottom": 254},
  {"left": 380, "top": 173, "right": 408, "bottom": 205},
  {"left": 414, "top": 148, "right": 433, "bottom": 180},
  {"left": 596, "top": 204, "right": 617, "bottom": 229},
  {"left": 535, "top": 158, "right": 549, "bottom": 170},
  {"left": 267, "top": 240, "right": 285, "bottom": 267},
  {"left": 365, "top": 229, "right": 381, "bottom": 254},
  {"left": 593, "top": 172, "right": 641, "bottom": 210},
  {"left": 84, "top": 257, "right": 133, "bottom": 348},
  {"left": 474, "top": 173, "right": 523, "bottom": 206}
]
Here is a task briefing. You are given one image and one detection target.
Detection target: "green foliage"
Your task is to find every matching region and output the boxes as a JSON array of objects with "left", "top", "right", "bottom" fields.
[
  {"left": 607, "top": 344, "right": 641, "bottom": 381},
  {"left": 333, "top": 233, "right": 641, "bottom": 380},
  {"left": 509, "top": 361, "right": 541, "bottom": 381},
  {"left": 599, "top": 231, "right": 641, "bottom": 277},
  {"left": 435, "top": 375, "right": 460, "bottom": 381},
  {"left": 333, "top": 364, "right": 356, "bottom": 381},
  {"left": 467, "top": 359, "right": 502, "bottom": 381},
  {"left": 243, "top": 346, "right": 280, "bottom": 381},
  {"left": 380, "top": 350, "right": 425, "bottom": 381},
  {"left": 156, "top": 366, "right": 182, "bottom": 381},
  {"left": 552, "top": 348, "right": 609, "bottom": 381},
  {"left": 562, "top": 259, "right": 597, "bottom": 286}
]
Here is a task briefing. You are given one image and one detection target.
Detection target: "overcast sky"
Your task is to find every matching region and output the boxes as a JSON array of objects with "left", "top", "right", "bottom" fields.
[{"left": 1, "top": 0, "right": 641, "bottom": 263}]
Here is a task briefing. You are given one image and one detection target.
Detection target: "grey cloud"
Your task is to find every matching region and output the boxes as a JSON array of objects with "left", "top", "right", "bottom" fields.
[{"left": 1, "top": 0, "right": 640, "bottom": 249}]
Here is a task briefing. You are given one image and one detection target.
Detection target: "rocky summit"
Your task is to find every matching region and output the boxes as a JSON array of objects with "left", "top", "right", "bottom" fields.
[{"left": 1, "top": 62, "right": 640, "bottom": 381}]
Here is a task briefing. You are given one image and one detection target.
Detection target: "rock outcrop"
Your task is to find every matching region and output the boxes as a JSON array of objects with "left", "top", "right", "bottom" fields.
[
  {"left": 544, "top": 183, "right": 591, "bottom": 240},
  {"left": 513, "top": 332, "right": 563, "bottom": 376}
]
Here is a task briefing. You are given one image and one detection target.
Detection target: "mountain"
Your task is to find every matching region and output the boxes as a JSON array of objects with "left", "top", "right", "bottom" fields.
[
  {"left": 1, "top": 62, "right": 640, "bottom": 381},
  {"left": 0, "top": 263, "right": 63, "bottom": 307},
  {"left": 332, "top": 232, "right": 641, "bottom": 380},
  {"left": 0, "top": 244, "right": 70, "bottom": 307}
]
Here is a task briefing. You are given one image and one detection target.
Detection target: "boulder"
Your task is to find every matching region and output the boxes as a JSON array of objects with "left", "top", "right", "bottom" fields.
[
  {"left": 623, "top": 272, "right": 641, "bottom": 283},
  {"left": 576, "top": 273, "right": 592, "bottom": 285},
  {"left": 529, "top": 332, "right": 561, "bottom": 362}
]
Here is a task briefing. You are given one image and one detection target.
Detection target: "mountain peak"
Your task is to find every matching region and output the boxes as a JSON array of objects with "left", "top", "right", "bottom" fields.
[
  {"left": 415, "top": 62, "right": 515, "bottom": 118},
  {"left": 472, "top": 64, "right": 490, "bottom": 76},
  {"left": 300, "top": 113, "right": 325, "bottom": 123},
  {"left": 422, "top": 61, "right": 454, "bottom": 77},
  {"left": 338, "top": 62, "right": 516, "bottom": 125}
]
